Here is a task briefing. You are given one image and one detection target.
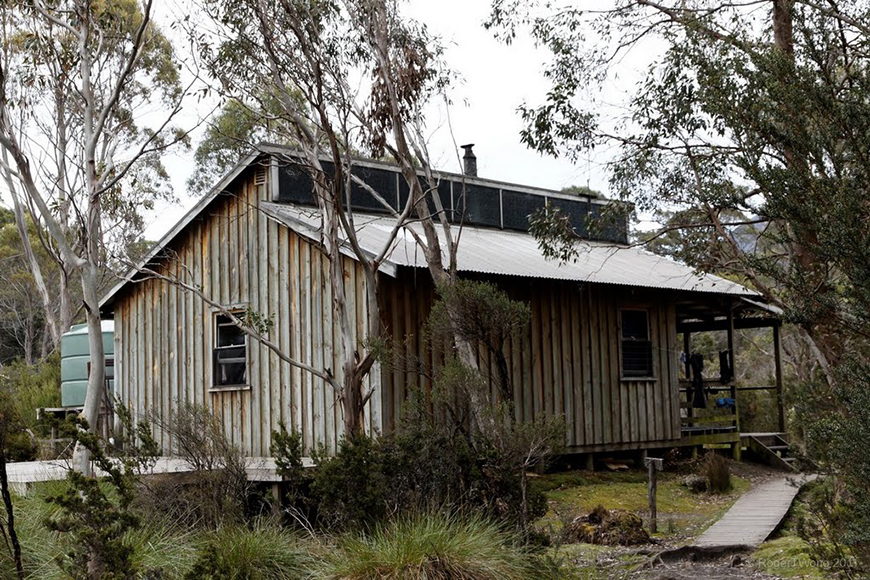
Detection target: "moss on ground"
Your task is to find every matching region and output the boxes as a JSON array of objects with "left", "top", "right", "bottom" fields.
[
  {"left": 750, "top": 480, "right": 839, "bottom": 579},
  {"left": 752, "top": 534, "right": 826, "bottom": 579},
  {"left": 534, "top": 469, "right": 751, "bottom": 541}
]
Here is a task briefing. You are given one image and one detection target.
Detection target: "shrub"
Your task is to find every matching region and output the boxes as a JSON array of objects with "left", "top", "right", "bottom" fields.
[
  {"left": 184, "top": 524, "right": 314, "bottom": 580},
  {"left": 0, "top": 352, "right": 61, "bottom": 434},
  {"left": 274, "top": 277, "right": 561, "bottom": 536},
  {"left": 374, "top": 279, "right": 562, "bottom": 538},
  {"left": 391, "top": 358, "right": 561, "bottom": 534},
  {"left": 43, "top": 415, "right": 148, "bottom": 578},
  {"left": 276, "top": 418, "right": 556, "bottom": 534},
  {"left": 795, "top": 360, "right": 870, "bottom": 574},
  {"left": 702, "top": 452, "right": 732, "bottom": 494},
  {"left": 272, "top": 371, "right": 559, "bottom": 535},
  {"left": 145, "top": 403, "right": 252, "bottom": 528},
  {"left": 311, "top": 435, "right": 388, "bottom": 531},
  {"left": 323, "top": 512, "right": 537, "bottom": 580},
  {"left": 379, "top": 420, "right": 479, "bottom": 514},
  {"left": 3, "top": 482, "right": 200, "bottom": 580},
  {"left": 270, "top": 421, "right": 316, "bottom": 525},
  {"left": 0, "top": 383, "right": 38, "bottom": 464}
]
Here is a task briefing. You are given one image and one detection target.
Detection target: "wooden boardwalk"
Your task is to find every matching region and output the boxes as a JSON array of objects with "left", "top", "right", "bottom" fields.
[{"left": 694, "top": 475, "right": 815, "bottom": 547}]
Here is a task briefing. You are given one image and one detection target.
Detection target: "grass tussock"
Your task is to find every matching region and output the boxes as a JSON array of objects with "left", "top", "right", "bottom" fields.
[
  {"left": 702, "top": 452, "right": 732, "bottom": 494},
  {"left": 184, "top": 523, "right": 315, "bottom": 580},
  {"left": 127, "top": 519, "right": 200, "bottom": 578},
  {"left": 323, "top": 512, "right": 537, "bottom": 580}
]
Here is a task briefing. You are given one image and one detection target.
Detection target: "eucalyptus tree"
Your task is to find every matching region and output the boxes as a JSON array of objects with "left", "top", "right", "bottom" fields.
[
  {"left": 0, "top": 0, "right": 189, "bottom": 472},
  {"left": 0, "top": 209, "right": 61, "bottom": 364},
  {"left": 487, "top": 0, "right": 870, "bottom": 380},
  {"left": 192, "top": 0, "right": 476, "bottom": 437}
]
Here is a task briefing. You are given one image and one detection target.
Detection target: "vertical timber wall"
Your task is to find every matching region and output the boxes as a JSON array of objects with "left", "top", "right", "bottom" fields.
[
  {"left": 113, "top": 168, "right": 681, "bottom": 457},
  {"left": 113, "top": 167, "right": 380, "bottom": 457},
  {"left": 380, "top": 271, "right": 682, "bottom": 451}
]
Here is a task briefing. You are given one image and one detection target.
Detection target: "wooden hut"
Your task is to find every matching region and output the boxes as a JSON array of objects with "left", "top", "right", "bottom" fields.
[{"left": 100, "top": 144, "right": 783, "bottom": 461}]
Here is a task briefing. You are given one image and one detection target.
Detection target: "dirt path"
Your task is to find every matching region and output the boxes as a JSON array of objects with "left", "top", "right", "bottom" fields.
[{"left": 639, "top": 554, "right": 783, "bottom": 580}]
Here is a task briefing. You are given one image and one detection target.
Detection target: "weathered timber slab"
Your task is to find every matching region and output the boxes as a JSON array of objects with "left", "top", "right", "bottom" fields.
[{"left": 5, "top": 456, "right": 311, "bottom": 494}]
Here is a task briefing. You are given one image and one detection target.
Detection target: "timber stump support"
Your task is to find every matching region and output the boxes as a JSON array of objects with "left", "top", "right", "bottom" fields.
[
  {"left": 585, "top": 453, "right": 595, "bottom": 472},
  {"left": 773, "top": 322, "right": 785, "bottom": 433},
  {"left": 271, "top": 483, "right": 282, "bottom": 518}
]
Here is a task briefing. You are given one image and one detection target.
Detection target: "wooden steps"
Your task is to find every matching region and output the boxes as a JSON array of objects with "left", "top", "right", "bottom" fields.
[{"left": 741, "top": 432, "right": 798, "bottom": 472}]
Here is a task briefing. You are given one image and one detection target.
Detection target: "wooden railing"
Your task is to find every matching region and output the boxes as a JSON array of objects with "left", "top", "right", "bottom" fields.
[{"left": 679, "top": 379, "right": 740, "bottom": 439}]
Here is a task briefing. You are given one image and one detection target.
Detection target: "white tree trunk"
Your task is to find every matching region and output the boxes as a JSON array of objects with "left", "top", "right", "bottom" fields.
[
  {"left": 72, "top": 265, "right": 105, "bottom": 476},
  {"left": 1, "top": 151, "right": 60, "bottom": 350}
]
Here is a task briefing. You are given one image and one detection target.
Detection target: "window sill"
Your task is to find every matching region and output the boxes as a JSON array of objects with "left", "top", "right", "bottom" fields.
[
  {"left": 620, "top": 376, "right": 657, "bottom": 383},
  {"left": 209, "top": 385, "right": 251, "bottom": 393}
]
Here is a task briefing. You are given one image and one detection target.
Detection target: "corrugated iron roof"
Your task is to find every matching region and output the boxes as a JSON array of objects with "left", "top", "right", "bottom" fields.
[{"left": 260, "top": 202, "right": 757, "bottom": 296}]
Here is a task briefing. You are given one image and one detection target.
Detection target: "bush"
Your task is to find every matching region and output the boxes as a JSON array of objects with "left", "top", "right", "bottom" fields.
[
  {"left": 795, "top": 360, "right": 870, "bottom": 574},
  {"left": 310, "top": 435, "right": 388, "bottom": 531},
  {"left": 0, "top": 352, "right": 61, "bottom": 434},
  {"left": 184, "top": 524, "right": 314, "bottom": 580},
  {"left": 323, "top": 512, "right": 538, "bottom": 580},
  {"left": 274, "top": 419, "right": 555, "bottom": 534},
  {"left": 702, "top": 452, "right": 732, "bottom": 494},
  {"left": 271, "top": 422, "right": 317, "bottom": 526},
  {"left": 145, "top": 403, "right": 252, "bottom": 528},
  {"left": 2, "top": 482, "right": 199, "bottom": 580},
  {"left": 43, "top": 415, "right": 151, "bottom": 579},
  {"left": 272, "top": 280, "right": 561, "bottom": 536},
  {"left": 388, "top": 358, "right": 560, "bottom": 534},
  {"left": 379, "top": 420, "right": 479, "bottom": 514},
  {"left": 0, "top": 384, "right": 37, "bottom": 463}
]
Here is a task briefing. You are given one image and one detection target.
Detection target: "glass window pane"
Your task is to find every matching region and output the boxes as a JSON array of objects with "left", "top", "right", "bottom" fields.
[
  {"left": 621, "top": 310, "right": 649, "bottom": 340},
  {"left": 216, "top": 314, "right": 246, "bottom": 347},
  {"left": 214, "top": 313, "right": 247, "bottom": 386}
]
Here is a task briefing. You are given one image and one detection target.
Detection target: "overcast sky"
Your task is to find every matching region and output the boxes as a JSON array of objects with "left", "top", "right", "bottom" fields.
[{"left": 144, "top": 0, "right": 651, "bottom": 240}]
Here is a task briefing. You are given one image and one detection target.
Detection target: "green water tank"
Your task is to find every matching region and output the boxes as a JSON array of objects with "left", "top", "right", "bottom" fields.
[{"left": 60, "top": 320, "right": 114, "bottom": 408}]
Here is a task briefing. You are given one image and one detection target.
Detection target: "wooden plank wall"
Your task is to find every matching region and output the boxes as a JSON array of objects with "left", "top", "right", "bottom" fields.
[
  {"left": 380, "top": 271, "right": 682, "bottom": 451},
  {"left": 114, "top": 166, "right": 680, "bottom": 456},
  {"left": 114, "top": 168, "right": 380, "bottom": 457}
]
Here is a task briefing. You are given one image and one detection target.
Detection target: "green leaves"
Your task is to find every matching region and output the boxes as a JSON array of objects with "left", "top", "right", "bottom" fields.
[
  {"left": 528, "top": 202, "right": 580, "bottom": 264},
  {"left": 43, "top": 412, "right": 156, "bottom": 578}
]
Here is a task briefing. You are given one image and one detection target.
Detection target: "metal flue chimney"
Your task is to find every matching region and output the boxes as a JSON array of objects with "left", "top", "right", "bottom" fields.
[{"left": 461, "top": 144, "right": 477, "bottom": 177}]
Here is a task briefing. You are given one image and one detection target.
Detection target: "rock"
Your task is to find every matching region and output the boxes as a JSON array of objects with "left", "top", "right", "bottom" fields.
[
  {"left": 563, "top": 504, "right": 651, "bottom": 546},
  {"left": 682, "top": 474, "right": 708, "bottom": 493}
]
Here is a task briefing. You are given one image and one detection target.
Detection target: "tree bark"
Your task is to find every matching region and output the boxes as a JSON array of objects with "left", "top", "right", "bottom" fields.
[
  {"left": 0, "top": 447, "right": 23, "bottom": 580},
  {"left": 73, "top": 264, "right": 106, "bottom": 476},
  {"left": 772, "top": 0, "right": 794, "bottom": 55},
  {"left": 22, "top": 323, "right": 32, "bottom": 367},
  {"left": 1, "top": 150, "right": 60, "bottom": 350},
  {"left": 771, "top": 0, "right": 840, "bottom": 377}
]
